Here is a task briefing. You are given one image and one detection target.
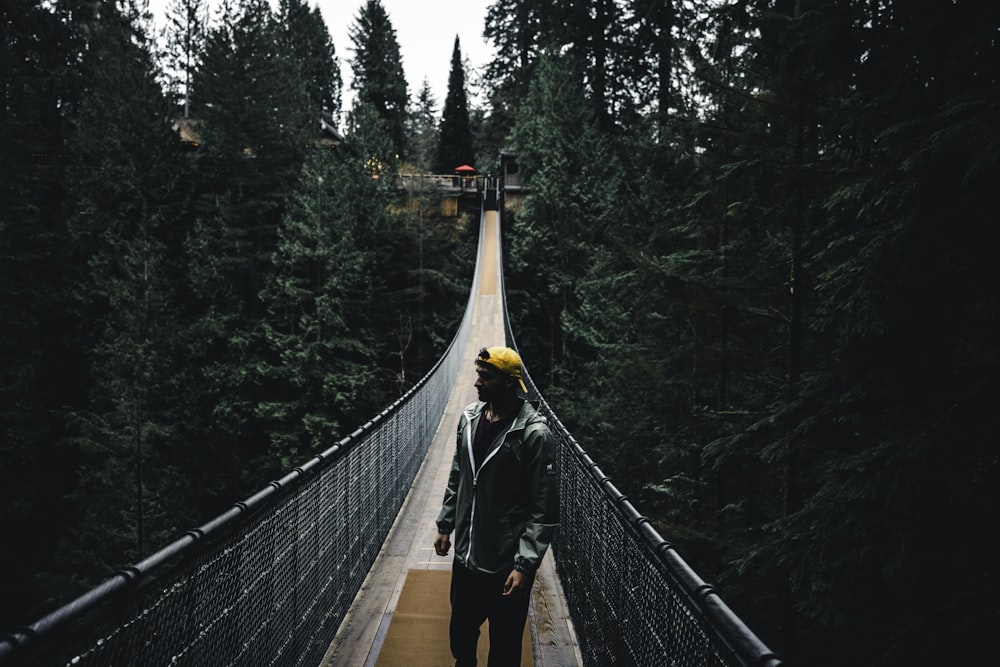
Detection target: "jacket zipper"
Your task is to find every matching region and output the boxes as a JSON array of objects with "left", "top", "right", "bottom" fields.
[{"left": 464, "top": 410, "right": 518, "bottom": 564}]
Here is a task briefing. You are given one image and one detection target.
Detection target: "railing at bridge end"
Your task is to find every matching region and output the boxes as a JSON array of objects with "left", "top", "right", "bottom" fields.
[
  {"left": 494, "top": 202, "right": 784, "bottom": 667},
  {"left": 0, "top": 210, "right": 484, "bottom": 667}
]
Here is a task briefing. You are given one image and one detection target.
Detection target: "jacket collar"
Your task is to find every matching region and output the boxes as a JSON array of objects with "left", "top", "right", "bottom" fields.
[{"left": 466, "top": 399, "right": 535, "bottom": 432}]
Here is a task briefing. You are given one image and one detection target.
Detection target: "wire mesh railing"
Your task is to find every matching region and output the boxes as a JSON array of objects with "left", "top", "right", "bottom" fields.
[
  {"left": 493, "top": 201, "right": 782, "bottom": 667},
  {"left": 2, "top": 199, "right": 782, "bottom": 667},
  {"left": 0, "top": 220, "right": 483, "bottom": 667}
]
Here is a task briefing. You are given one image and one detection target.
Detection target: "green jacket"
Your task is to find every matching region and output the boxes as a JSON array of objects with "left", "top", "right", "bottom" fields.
[{"left": 436, "top": 399, "right": 559, "bottom": 575}]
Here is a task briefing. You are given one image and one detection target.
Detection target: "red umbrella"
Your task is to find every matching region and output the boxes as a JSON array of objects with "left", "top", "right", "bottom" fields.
[{"left": 454, "top": 164, "right": 476, "bottom": 172}]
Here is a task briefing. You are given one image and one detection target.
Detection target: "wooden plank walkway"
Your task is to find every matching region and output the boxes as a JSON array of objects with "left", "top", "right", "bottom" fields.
[{"left": 319, "top": 211, "right": 581, "bottom": 666}]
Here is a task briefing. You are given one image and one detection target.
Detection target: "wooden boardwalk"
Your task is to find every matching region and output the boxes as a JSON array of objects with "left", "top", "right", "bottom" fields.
[{"left": 319, "top": 211, "right": 580, "bottom": 667}]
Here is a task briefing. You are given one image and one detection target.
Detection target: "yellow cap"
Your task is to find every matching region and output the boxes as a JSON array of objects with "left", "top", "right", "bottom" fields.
[{"left": 477, "top": 347, "right": 528, "bottom": 394}]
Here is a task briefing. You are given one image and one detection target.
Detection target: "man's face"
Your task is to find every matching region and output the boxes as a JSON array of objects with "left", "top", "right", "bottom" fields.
[{"left": 475, "top": 363, "right": 510, "bottom": 403}]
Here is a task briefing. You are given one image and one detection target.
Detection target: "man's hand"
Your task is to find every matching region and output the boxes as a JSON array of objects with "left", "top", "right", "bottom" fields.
[
  {"left": 434, "top": 532, "right": 451, "bottom": 557},
  {"left": 502, "top": 569, "right": 527, "bottom": 596}
]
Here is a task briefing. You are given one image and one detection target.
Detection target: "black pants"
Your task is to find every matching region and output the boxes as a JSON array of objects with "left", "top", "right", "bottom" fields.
[{"left": 449, "top": 561, "right": 532, "bottom": 667}]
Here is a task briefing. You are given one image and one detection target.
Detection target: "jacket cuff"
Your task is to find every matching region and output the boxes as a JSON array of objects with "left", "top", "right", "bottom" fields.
[{"left": 513, "top": 561, "right": 534, "bottom": 575}]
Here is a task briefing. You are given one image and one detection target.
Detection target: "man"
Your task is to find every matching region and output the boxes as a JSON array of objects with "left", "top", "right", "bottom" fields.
[{"left": 434, "top": 346, "right": 559, "bottom": 667}]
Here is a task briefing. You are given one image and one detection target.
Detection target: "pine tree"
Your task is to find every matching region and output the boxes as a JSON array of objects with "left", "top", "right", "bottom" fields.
[
  {"left": 193, "top": 0, "right": 312, "bottom": 186},
  {"left": 483, "top": 0, "right": 546, "bottom": 100},
  {"left": 408, "top": 79, "right": 438, "bottom": 172},
  {"left": 278, "top": 0, "right": 342, "bottom": 126},
  {"left": 547, "top": 0, "right": 623, "bottom": 130},
  {"left": 623, "top": 0, "right": 688, "bottom": 132},
  {"left": 0, "top": 0, "right": 90, "bottom": 629},
  {"left": 434, "top": 36, "right": 475, "bottom": 173},
  {"left": 188, "top": 0, "right": 315, "bottom": 312},
  {"left": 257, "top": 146, "right": 391, "bottom": 471},
  {"left": 348, "top": 0, "right": 408, "bottom": 158},
  {"left": 184, "top": 0, "right": 315, "bottom": 493},
  {"left": 648, "top": 2, "right": 1000, "bottom": 664},
  {"left": 346, "top": 98, "right": 398, "bottom": 181},
  {"left": 508, "top": 53, "right": 623, "bottom": 389},
  {"left": 160, "top": 0, "right": 209, "bottom": 118},
  {"left": 58, "top": 0, "right": 186, "bottom": 589}
]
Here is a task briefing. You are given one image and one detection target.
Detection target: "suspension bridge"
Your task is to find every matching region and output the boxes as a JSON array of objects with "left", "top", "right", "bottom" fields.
[{"left": 0, "top": 187, "right": 782, "bottom": 666}]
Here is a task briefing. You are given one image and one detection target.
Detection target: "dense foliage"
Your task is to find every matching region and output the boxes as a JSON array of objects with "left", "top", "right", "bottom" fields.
[
  {"left": 348, "top": 0, "right": 408, "bottom": 160},
  {"left": 434, "top": 36, "right": 475, "bottom": 173},
  {"left": 408, "top": 79, "right": 438, "bottom": 172},
  {"left": 3, "top": 1, "right": 998, "bottom": 665},
  {"left": 0, "top": 0, "right": 471, "bottom": 630},
  {"left": 491, "top": 1, "right": 1000, "bottom": 665}
]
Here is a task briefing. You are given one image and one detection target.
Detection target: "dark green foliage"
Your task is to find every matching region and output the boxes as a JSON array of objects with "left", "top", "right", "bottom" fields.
[
  {"left": 0, "top": 0, "right": 473, "bottom": 632},
  {"left": 278, "top": 0, "right": 342, "bottom": 126},
  {"left": 408, "top": 79, "right": 438, "bottom": 172},
  {"left": 160, "top": 0, "right": 208, "bottom": 118},
  {"left": 256, "top": 145, "right": 393, "bottom": 472},
  {"left": 545, "top": 0, "right": 625, "bottom": 130},
  {"left": 181, "top": 0, "right": 315, "bottom": 494},
  {"left": 497, "top": 0, "right": 1000, "bottom": 665},
  {"left": 388, "top": 203, "right": 474, "bottom": 382},
  {"left": 483, "top": 0, "right": 547, "bottom": 102},
  {"left": 4, "top": 2, "right": 998, "bottom": 664},
  {"left": 193, "top": 0, "right": 313, "bottom": 194},
  {"left": 349, "top": 0, "right": 408, "bottom": 159},
  {"left": 59, "top": 0, "right": 187, "bottom": 580},
  {"left": 506, "top": 52, "right": 624, "bottom": 396},
  {"left": 0, "top": 0, "right": 87, "bottom": 629},
  {"left": 481, "top": 0, "right": 566, "bottom": 149},
  {"left": 433, "top": 37, "right": 475, "bottom": 173}
]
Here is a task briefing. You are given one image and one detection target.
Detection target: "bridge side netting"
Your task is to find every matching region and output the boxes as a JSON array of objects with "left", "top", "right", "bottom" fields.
[
  {"left": 494, "top": 204, "right": 782, "bottom": 667},
  {"left": 0, "top": 216, "right": 485, "bottom": 667}
]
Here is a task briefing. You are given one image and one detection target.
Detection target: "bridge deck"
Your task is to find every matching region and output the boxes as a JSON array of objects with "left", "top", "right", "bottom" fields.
[{"left": 319, "top": 211, "right": 580, "bottom": 666}]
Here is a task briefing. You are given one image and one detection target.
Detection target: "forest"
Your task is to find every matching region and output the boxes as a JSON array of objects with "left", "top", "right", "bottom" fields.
[{"left": 3, "top": 1, "right": 999, "bottom": 666}]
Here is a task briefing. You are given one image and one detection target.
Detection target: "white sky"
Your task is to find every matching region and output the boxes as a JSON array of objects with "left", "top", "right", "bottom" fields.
[
  {"left": 316, "top": 0, "right": 494, "bottom": 113},
  {"left": 149, "top": 0, "right": 496, "bottom": 120}
]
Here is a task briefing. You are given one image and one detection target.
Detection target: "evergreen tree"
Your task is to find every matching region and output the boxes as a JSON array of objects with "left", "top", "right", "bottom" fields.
[
  {"left": 709, "top": 2, "right": 1000, "bottom": 664},
  {"left": 433, "top": 36, "right": 474, "bottom": 173},
  {"left": 0, "top": 0, "right": 88, "bottom": 629},
  {"left": 348, "top": 0, "right": 408, "bottom": 158},
  {"left": 184, "top": 0, "right": 315, "bottom": 492},
  {"left": 481, "top": 0, "right": 549, "bottom": 146},
  {"left": 278, "top": 0, "right": 342, "bottom": 126},
  {"left": 408, "top": 78, "right": 438, "bottom": 172},
  {"left": 501, "top": 2, "right": 998, "bottom": 665},
  {"left": 160, "top": 0, "right": 209, "bottom": 118},
  {"left": 483, "top": 0, "right": 633, "bottom": 135},
  {"left": 193, "top": 0, "right": 313, "bottom": 188},
  {"left": 346, "top": 99, "right": 398, "bottom": 180},
  {"left": 545, "top": 0, "right": 623, "bottom": 130},
  {"left": 624, "top": 0, "right": 689, "bottom": 133},
  {"left": 257, "top": 146, "right": 390, "bottom": 471},
  {"left": 58, "top": 0, "right": 187, "bottom": 592},
  {"left": 483, "top": 0, "right": 547, "bottom": 100},
  {"left": 508, "top": 53, "right": 623, "bottom": 390}
]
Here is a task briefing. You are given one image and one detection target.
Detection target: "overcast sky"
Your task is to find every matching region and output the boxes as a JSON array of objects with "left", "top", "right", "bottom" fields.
[
  {"left": 150, "top": 0, "right": 496, "bottom": 120},
  {"left": 316, "top": 0, "right": 494, "bottom": 113}
]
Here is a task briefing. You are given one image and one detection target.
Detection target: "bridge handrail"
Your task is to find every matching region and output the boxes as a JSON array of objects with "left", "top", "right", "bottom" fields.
[
  {"left": 394, "top": 172, "right": 524, "bottom": 194},
  {"left": 494, "top": 204, "right": 783, "bottom": 667},
  {"left": 397, "top": 173, "right": 480, "bottom": 191},
  {"left": 0, "top": 215, "right": 487, "bottom": 667},
  {"left": 1, "top": 200, "right": 783, "bottom": 667}
]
